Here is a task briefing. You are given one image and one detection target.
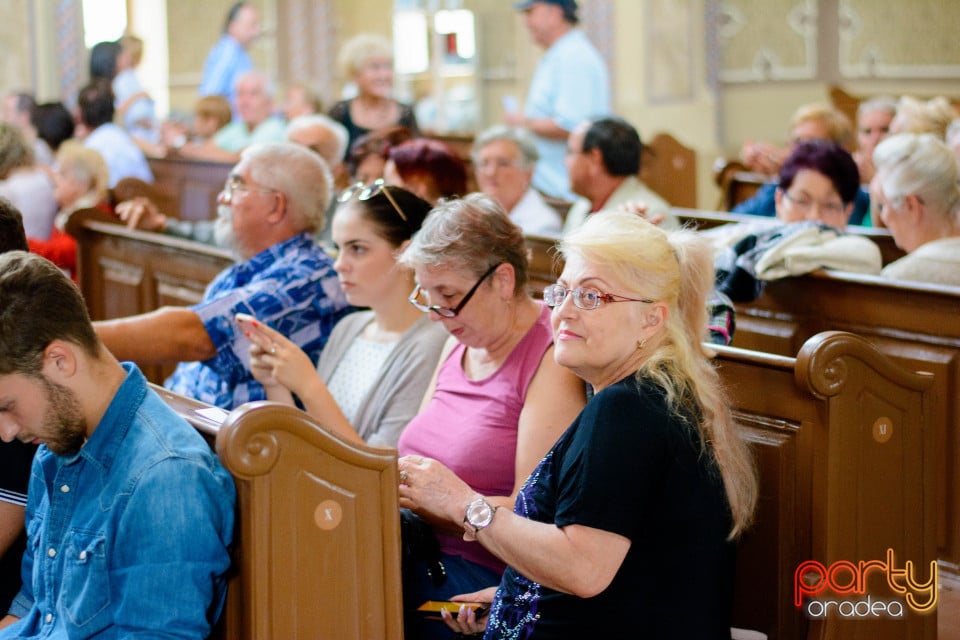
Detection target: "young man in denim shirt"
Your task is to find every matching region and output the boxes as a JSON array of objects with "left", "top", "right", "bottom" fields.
[{"left": 0, "top": 252, "right": 236, "bottom": 638}]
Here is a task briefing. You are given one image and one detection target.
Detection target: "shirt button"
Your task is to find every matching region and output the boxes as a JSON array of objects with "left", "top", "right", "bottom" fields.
[
  {"left": 60, "top": 484, "right": 70, "bottom": 493},
  {"left": 79, "top": 550, "right": 87, "bottom": 561},
  {"left": 47, "top": 548, "right": 56, "bottom": 558},
  {"left": 45, "top": 613, "right": 53, "bottom": 623}
]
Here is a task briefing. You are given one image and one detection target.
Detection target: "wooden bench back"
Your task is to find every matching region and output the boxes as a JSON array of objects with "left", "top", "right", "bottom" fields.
[
  {"left": 732, "top": 270, "right": 960, "bottom": 575},
  {"left": 641, "top": 132, "right": 698, "bottom": 208},
  {"left": 69, "top": 210, "right": 234, "bottom": 383},
  {"left": 154, "top": 330, "right": 936, "bottom": 640},
  {"left": 719, "top": 331, "right": 935, "bottom": 639},
  {"left": 712, "top": 157, "right": 772, "bottom": 211},
  {"left": 145, "top": 156, "right": 233, "bottom": 221},
  {"left": 156, "top": 387, "right": 404, "bottom": 640}
]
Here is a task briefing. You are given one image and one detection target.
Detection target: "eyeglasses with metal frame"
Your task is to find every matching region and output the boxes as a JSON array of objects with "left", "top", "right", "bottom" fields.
[{"left": 543, "top": 284, "right": 654, "bottom": 310}]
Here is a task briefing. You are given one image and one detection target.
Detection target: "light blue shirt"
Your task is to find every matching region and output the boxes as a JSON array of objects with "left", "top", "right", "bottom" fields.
[
  {"left": 5, "top": 364, "right": 235, "bottom": 639},
  {"left": 199, "top": 35, "right": 254, "bottom": 114},
  {"left": 83, "top": 123, "right": 154, "bottom": 188},
  {"left": 213, "top": 116, "right": 287, "bottom": 153},
  {"left": 525, "top": 29, "right": 610, "bottom": 200},
  {"left": 166, "top": 232, "right": 353, "bottom": 409}
]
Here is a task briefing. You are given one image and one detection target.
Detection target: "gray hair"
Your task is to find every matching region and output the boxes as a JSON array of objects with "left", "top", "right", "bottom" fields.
[
  {"left": 399, "top": 193, "right": 529, "bottom": 296},
  {"left": 471, "top": 124, "right": 539, "bottom": 166},
  {"left": 234, "top": 70, "right": 275, "bottom": 97},
  {"left": 857, "top": 95, "right": 898, "bottom": 120},
  {"left": 874, "top": 132, "right": 960, "bottom": 225},
  {"left": 893, "top": 96, "right": 956, "bottom": 139},
  {"left": 946, "top": 118, "right": 960, "bottom": 147},
  {"left": 242, "top": 142, "right": 333, "bottom": 233},
  {"left": 286, "top": 113, "right": 350, "bottom": 165}
]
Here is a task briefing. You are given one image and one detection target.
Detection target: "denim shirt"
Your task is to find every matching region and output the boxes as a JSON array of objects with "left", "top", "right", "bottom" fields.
[
  {"left": 166, "top": 232, "right": 352, "bottom": 409},
  {"left": 5, "top": 364, "right": 236, "bottom": 639}
]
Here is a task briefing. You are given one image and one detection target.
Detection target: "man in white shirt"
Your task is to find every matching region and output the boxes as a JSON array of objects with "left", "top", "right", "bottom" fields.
[
  {"left": 563, "top": 116, "right": 677, "bottom": 233},
  {"left": 472, "top": 125, "right": 563, "bottom": 236}
]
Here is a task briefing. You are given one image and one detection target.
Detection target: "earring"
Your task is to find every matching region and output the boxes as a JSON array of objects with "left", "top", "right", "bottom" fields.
[{"left": 636, "top": 337, "right": 647, "bottom": 351}]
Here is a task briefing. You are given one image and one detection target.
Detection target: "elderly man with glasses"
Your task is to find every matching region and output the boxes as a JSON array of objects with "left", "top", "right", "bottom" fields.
[
  {"left": 95, "top": 142, "right": 352, "bottom": 409},
  {"left": 471, "top": 125, "right": 563, "bottom": 237}
]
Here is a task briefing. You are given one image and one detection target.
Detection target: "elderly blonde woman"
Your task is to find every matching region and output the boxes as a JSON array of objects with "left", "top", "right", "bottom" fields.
[
  {"left": 872, "top": 133, "right": 960, "bottom": 286},
  {"left": 396, "top": 193, "right": 586, "bottom": 640},
  {"left": 400, "top": 210, "right": 758, "bottom": 639},
  {"left": 0, "top": 122, "right": 58, "bottom": 240},
  {"left": 28, "top": 142, "right": 110, "bottom": 277},
  {"left": 328, "top": 33, "right": 419, "bottom": 149},
  {"left": 889, "top": 96, "right": 956, "bottom": 140}
]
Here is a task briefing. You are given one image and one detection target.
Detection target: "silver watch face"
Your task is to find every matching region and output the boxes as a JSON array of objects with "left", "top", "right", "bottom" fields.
[{"left": 466, "top": 499, "right": 494, "bottom": 528}]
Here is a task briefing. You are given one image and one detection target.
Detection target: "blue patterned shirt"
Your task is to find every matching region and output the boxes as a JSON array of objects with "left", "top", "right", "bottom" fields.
[{"left": 166, "top": 232, "right": 352, "bottom": 409}]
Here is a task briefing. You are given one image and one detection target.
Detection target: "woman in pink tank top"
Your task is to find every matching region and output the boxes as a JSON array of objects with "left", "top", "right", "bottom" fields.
[{"left": 396, "top": 193, "right": 586, "bottom": 640}]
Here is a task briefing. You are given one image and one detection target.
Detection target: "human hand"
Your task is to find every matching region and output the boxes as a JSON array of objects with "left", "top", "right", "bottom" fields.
[
  {"left": 740, "top": 139, "right": 785, "bottom": 175},
  {"left": 236, "top": 313, "right": 316, "bottom": 396},
  {"left": 854, "top": 149, "right": 875, "bottom": 184},
  {"left": 504, "top": 111, "right": 526, "bottom": 127},
  {"left": 439, "top": 587, "right": 498, "bottom": 635},
  {"left": 116, "top": 197, "right": 167, "bottom": 232},
  {"left": 398, "top": 455, "right": 476, "bottom": 531},
  {"left": 616, "top": 200, "right": 665, "bottom": 226},
  {"left": 160, "top": 120, "right": 189, "bottom": 147}
]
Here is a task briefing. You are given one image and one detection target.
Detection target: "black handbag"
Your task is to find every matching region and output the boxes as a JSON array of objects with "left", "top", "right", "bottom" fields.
[{"left": 400, "top": 508, "right": 447, "bottom": 587}]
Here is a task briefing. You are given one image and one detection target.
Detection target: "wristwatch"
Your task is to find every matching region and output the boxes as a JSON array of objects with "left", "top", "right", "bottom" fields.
[{"left": 464, "top": 497, "right": 498, "bottom": 534}]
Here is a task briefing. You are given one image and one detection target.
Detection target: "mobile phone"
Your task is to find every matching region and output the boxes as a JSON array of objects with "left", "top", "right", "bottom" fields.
[{"left": 417, "top": 600, "right": 489, "bottom": 620}]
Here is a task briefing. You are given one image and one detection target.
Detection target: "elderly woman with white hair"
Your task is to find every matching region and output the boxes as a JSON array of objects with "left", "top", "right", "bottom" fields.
[
  {"left": 328, "top": 33, "right": 419, "bottom": 149},
  {"left": 872, "top": 133, "right": 960, "bottom": 286}
]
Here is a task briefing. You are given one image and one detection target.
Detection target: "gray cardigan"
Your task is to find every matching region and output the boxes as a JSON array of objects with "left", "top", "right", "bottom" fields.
[{"left": 315, "top": 311, "right": 449, "bottom": 448}]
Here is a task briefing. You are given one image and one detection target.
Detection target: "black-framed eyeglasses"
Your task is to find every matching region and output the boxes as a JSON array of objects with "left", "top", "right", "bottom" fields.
[
  {"left": 543, "top": 284, "right": 654, "bottom": 311},
  {"left": 408, "top": 263, "right": 501, "bottom": 318},
  {"left": 338, "top": 178, "right": 408, "bottom": 221}
]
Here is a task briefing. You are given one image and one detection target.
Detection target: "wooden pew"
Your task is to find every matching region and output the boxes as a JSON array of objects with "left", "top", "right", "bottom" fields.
[
  {"left": 155, "top": 387, "right": 403, "bottom": 640},
  {"left": 145, "top": 155, "right": 233, "bottom": 221},
  {"left": 722, "top": 331, "right": 936, "bottom": 640},
  {"left": 730, "top": 270, "right": 960, "bottom": 579},
  {"left": 154, "top": 329, "right": 936, "bottom": 640},
  {"left": 641, "top": 132, "right": 698, "bottom": 208},
  {"left": 713, "top": 157, "right": 771, "bottom": 211},
  {"left": 524, "top": 232, "right": 562, "bottom": 298},
  {"left": 68, "top": 209, "right": 234, "bottom": 383}
]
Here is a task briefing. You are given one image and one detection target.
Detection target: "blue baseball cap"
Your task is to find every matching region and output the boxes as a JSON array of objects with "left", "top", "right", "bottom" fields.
[{"left": 514, "top": 0, "right": 578, "bottom": 12}]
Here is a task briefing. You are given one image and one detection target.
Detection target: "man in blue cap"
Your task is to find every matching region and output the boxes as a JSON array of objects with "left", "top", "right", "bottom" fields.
[{"left": 508, "top": 0, "right": 610, "bottom": 201}]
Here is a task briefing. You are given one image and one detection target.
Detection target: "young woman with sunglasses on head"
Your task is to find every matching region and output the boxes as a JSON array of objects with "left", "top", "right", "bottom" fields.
[
  {"left": 395, "top": 193, "right": 586, "bottom": 640},
  {"left": 237, "top": 183, "right": 446, "bottom": 447}
]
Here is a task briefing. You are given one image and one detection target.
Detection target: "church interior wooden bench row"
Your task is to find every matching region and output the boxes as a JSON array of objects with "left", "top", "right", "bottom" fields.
[
  {"left": 159, "top": 330, "right": 936, "bottom": 640},
  {"left": 730, "top": 269, "right": 960, "bottom": 580}
]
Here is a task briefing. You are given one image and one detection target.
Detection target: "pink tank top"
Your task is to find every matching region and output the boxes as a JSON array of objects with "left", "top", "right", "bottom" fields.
[{"left": 398, "top": 304, "right": 554, "bottom": 573}]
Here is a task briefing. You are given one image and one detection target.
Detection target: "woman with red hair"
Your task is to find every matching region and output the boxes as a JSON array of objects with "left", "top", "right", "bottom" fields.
[{"left": 385, "top": 138, "right": 468, "bottom": 204}]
